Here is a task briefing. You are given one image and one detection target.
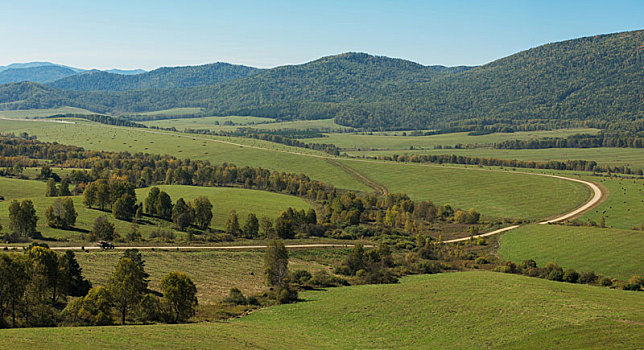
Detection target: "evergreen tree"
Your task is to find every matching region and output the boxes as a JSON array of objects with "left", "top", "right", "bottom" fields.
[
  {"left": 225, "top": 210, "right": 240, "bottom": 236},
  {"left": 242, "top": 213, "right": 259, "bottom": 238}
]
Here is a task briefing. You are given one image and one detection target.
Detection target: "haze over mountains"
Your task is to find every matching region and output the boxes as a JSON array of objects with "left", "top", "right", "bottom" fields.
[
  {"left": 0, "top": 62, "right": 146, "bottom": 85},
  {"left": 0, "top": 29, "right": 642, "bottom": 130}
]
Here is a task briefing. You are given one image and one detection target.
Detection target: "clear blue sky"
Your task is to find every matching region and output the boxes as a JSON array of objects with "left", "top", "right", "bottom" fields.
[{"left": 1, "top": 0, "right": 642, "bottom": 70}]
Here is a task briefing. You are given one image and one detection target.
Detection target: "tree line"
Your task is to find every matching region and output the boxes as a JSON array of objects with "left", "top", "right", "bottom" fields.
[{"left": 494, "top": 132, "right": 644, "bottom": 149}]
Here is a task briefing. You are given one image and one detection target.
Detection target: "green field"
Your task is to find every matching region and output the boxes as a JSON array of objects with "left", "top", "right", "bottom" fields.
[
  {"left": 0, "top": 119, "right": 371, "bottom": 192},
  {"left": 499, "top": 224, "right": 644, "bottom": 280},
  {"left": 579, "top": 176, "right": 644, "bottom": 230},
  {"left": 143, "top": 117, "right": 351, "bottom": 132},
  {"left": 136, "top": 185, "right": 312, "bottom": 230},
  {"left": 75, "top": 249, "right": 334, "bottom": 305},
  {"left": 2, "top": 271, "right": 642, "bottom": 349},
  {"left": 340, "top": 160, "right": 590, "bottom": 220},
  {"left": 310, "top": 128, "right": 600, "bottom": 150},
  {"left": 347, "top": 147, "right": 644, "bottom": 171},
  {"left": 129, "top": 107, "right": 205, "bottom": 117},
  {"left": 0, "top": 107, "right": 96, "bottom": 119},
  {"left": 0, "top": 178, "right": 312, "bottom": 242}
]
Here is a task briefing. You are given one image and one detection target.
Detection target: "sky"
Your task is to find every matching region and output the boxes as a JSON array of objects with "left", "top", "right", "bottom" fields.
[{"left": 1, "top": 0, "right": 642, "bottom": 70}]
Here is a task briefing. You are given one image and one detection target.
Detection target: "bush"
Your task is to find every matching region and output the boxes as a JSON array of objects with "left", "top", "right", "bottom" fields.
[
  {"left": 309, "top": 270, "right": 349, "bottom": 287},
  {"left": 224, "top": 288, "right": 247, "bottom": 305},
  {"left": 291, "top": 270, "right": 312, "bottom": 285},
  {"left": 578, "top": 271, "right": 598, "bottom": 284},
  {"left": 547, "top": 269, "right": 564, "bottom": 281},
  {"left": 276, "top": 285, "right": 298, "bottom": 304},
  {"left": 563, "top": 269, "right": 580, "bottom": 283},
  {"left": 414, "top": 261, "right": 441, "bottom": 274},
  {"left": 599, "top": 277, "right": 613, "bottom": 287},
  {"left": 628, "top": 275, "right": 644, "bottom": 288},
  {"left": 474, "top": 257, "right": 489, "bottom": 264}
]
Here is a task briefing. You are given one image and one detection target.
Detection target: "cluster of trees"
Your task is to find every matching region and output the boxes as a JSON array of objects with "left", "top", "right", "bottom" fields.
[
  {"left": 494, "top": 132, "right": 644, "bottom": 149},
  {"left": 82, "top": 179, "right": 138, "bottom": 220},
  {"left": 335, "top": 244, "right": 398, "bottom": 284},
  {"left": 44, "top": 114, "right": 147, "bottom": 128},
  {"left": 6, "top": 200, "right": 39, "bottom": 240},
  {"left": 45, "top": 198, "right": 77, "bottom": 229},
  {"left": 0, "top": 247, "right": 199, "bottom": 328},
  {"left": 497, "top": 260, "right": 643, "bottom": 291},
  {"left": 45, "top": 178, "right": 71, "bottom": 197},
  {"left": 143, "top": 187, "right": 213, "bottom": 230},
  {"left": 0, "top": 246, "right": 91, "bottom": 328},
  {"left": 374, "top": 153, "right": 643, "bottom": 175}
]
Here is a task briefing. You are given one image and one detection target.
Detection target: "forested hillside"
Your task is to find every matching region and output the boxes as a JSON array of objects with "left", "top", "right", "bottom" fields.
[
  {"left": 0, "top": 30, "right": 641, "bottom": 130},
  {"left": 48, "top": 62, "right": 262, "bottom": 91},
  {"left": 0, "top": 65, "right": 78, "bottom": 84}
]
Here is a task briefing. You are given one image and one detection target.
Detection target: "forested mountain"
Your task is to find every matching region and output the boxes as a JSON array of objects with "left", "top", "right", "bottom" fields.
[
  {"left": 0, "top": 30, "right": 641, "bottom": 130},
  {"left": 48, "top": 62, "right": 262, "bottom": 91},
  {"left": 0, "top": 65, "right": 78, "bottom": 84}
]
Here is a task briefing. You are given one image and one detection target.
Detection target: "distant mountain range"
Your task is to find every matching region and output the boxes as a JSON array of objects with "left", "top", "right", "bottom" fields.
[
  {"left": 0, "top": 62, "right": 147, "bottom": 85},
  {"left": 0, "top": 29, "right": 642, "bottom": 130}
]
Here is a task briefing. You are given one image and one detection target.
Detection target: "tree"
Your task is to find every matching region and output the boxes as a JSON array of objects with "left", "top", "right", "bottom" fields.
[
  {"left": 160, "top": 272, "right": 198, "bottom": 323},
  {"left": 192, "top": 196, "right": 213, "bottom": 229},
  {"left": 59, "top": 250, "right": 91, "bottom": 297},
  {"left": 62, "top": 285, "right": 112, "bottom": 326},
  {"left": 45, "top": 178, "right": 58, "bottom": 197},
  {"left": 259, "top": 217, "right": 274, "bottom": 238},
  {"left": 264, "top": 240, "right": 289, "bottom": 287},
  {"left": 112, "top": 193, "right": 136, "bottom": 221},
  {"left": 122, "top": 249, "right": 150, "bottom": 286},
  {"left": 8, "top": 200, "right": 39, "bottom": 238},
  {"left": 0, "top": 253, "right": 29, "bottom": 327},
  {"left": 108, "top": 258, "right": 148, "bottom": 324},
  {"left": 144, "top": 187, "right": 160, "bottom": 216},
  {"left": 59, "top": 179, "right": 71, "bottom": 196},
  {"left": 172, "top": 198, "right": 194, "bottom": 231},
  {"left": 96, "top": 181, "right": 111, "bottom": 211},
  {"left": 82, "top": 182, "right": 97, "bottom": 208},
  {"left": 242, "top": 213, "right": 259, "bottom": 238},
  {"left": 91, "top": 216, "right": 115, "bottom": 241},
  {"left": 156, "top": 191, "right": 173, "bottom": 220},
  {"left": 45, "top": 198, "right": 77, "bottom": 228},
  {"left": 274, "top": 211, "right": 295, "bottom": 239},
  {"left": 225, "top": 210, "right": 240, "bottom": 236},
  {"left": 27, "top": 246, "right": 60, "bottom": 302}
]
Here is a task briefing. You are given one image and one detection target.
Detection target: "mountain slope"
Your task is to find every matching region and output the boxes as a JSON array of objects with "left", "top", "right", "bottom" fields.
[
  {"left": 0, "top": 66, "right": 79, "bottom": 84},
  {"left": 0, "top": 30, "right": 641, "bottom": 129},
  {"left": 48, "top": 62, "right": 262, "bottom": 91}
]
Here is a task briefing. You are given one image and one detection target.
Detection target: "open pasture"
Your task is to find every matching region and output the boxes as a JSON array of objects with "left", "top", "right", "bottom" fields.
[
  {"left": 499, "top": 224, "right": 644, "bottom": 280},
  {"left": 2, "top": 271, "right": 642, "bottom": 349}
]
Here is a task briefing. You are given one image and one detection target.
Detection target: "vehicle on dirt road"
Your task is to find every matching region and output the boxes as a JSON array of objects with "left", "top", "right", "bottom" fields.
[{"left": 97, "top": 241, "right": 114, "bottom": 249}]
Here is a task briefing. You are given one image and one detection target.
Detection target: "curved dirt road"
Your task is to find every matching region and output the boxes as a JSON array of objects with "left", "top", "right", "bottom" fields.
[
  {"left": 46, "top": 243, "right": 372, "bottom": 251},
  {"left": 443, "top": 175, "right": 603, "bottom": 243}
]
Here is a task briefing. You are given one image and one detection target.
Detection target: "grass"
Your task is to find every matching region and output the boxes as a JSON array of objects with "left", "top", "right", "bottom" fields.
[
  {"left": 498, "top": 224, "right": 644, "bottom": 280},
  {"left": 579, "top": 175, "right": 644, "bottom": 230},
  {"left": 74, "top": 249, "right": 336, "bottom": 305},
  {"left": 0, "top": 119, "right": 371, "bottom": 191},
  {"left": 340, "top": 160, "right": 590, "bottom": 220},
  {"left": 129, "top": 107, "right": 205, "bottom": 116},
  {"left": 310, "top": 128, "right": 600, "bottom": 150},
  {"left": 0, "top": 107, "right": 96, "bottom": 119},
  {"left": 142, "top": 117, "right": 351, "bottom": 132},
  {"left": 135, "top": 185, "right": 312, "bottom": 230},
  {"left": 2, "top": 271, "right": 642, "bottom": 349},
  {"left": 0, "top": 177, "right": 312, "bottom": 242},
  {"left": 347, "top": 147, "right": 644, "bottom": 171}
]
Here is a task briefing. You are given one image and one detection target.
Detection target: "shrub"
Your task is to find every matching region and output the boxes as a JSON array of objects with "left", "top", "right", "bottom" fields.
[
  {"left": 578, "top": 271, "right": 598, "bottom": 284},
  {"left": 291, "top": 270, "right": 312, "bottom": 285},
  {"left": 474, "top": 257, "right": 489, "bottom": 264},
  {"left": 563, "top": 269, "right": 580, "bottom": 283},
  {"left": 224, "top": 288, "right": 247, "bottom": 305},
  {"left": 547, "top": 269, "right": 564, "bottom": 281},
  {"left": 309, "top": 269, "right": 349, "bottom": 287},
  {"left": 599, "top": 277, "right": 613, "bottom": 287},
  {"left": 628, "top": 275, "right": 644, "bottom": 288},
  {"left": 276, "top": 285, "right": 298, "bottom": 304}
]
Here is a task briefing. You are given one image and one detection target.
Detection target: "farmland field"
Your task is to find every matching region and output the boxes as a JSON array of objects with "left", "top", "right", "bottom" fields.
[
  {"left": 0, "top": 178, "right": 312, "bottom": 242},
  {"left": 346, "top": 147, "right": 644, "bottom": 171},
  {"left": 143, "top": 117, "right": 351, "bottom": 132},
  {"left": 340, "top": 159, "right": 591, "bottom": 220},
  {"left": 579, "top": 175, "right": 644, "bottom": 230},
  {"left": 0, "top": 107, "right": 96, "bottom": 119},
  {"left": 308, "top": 128, "right": 600, "bottom": 150},
  {"left": 499, "top": 224, "right": 644, "bottom": 280},
  {"left": 2, "top": 271, "right": 642, "bottom": 349},
  {"left": 75, "top": 249, "right": 337, "bottom": 305}
]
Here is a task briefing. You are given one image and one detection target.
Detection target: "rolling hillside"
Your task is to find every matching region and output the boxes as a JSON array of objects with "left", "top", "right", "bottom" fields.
[
  {"left": 0, "top": 65, "right": 78, "bottom": 84},
  {"left": 48, "top": 62, "right": 262, "bottom": 91},
  {"left": 0, "top": 30, "right": 641, "bottom": 129}
]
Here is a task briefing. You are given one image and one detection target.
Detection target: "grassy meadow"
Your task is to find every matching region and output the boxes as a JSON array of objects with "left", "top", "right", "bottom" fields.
[
  {"left": 74, "top": 249, "right": 337, "bottom": 305},
  {"left": 2, "top": 271, "right": 642, "bottom": 349},
  {"left": 142, "top": 116, "right": 351, "bottom": 133},
  {"left": 0, "top": 107, "right": 96, "bottom": 119},
  {"left": 499, "top": 224, "right": 644, "bottom": 280},
  {"left": 579, "top": 175, "right": 644, "bottom": 230},
  {"left": 340, "top": 159, "right": 590, "bottom": 220},
  {"left": 0, "top": 177, "right": 312, "bottom": 242},
  {"left": 308, "top": 128, "right": 600, "bottom": 150}
]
